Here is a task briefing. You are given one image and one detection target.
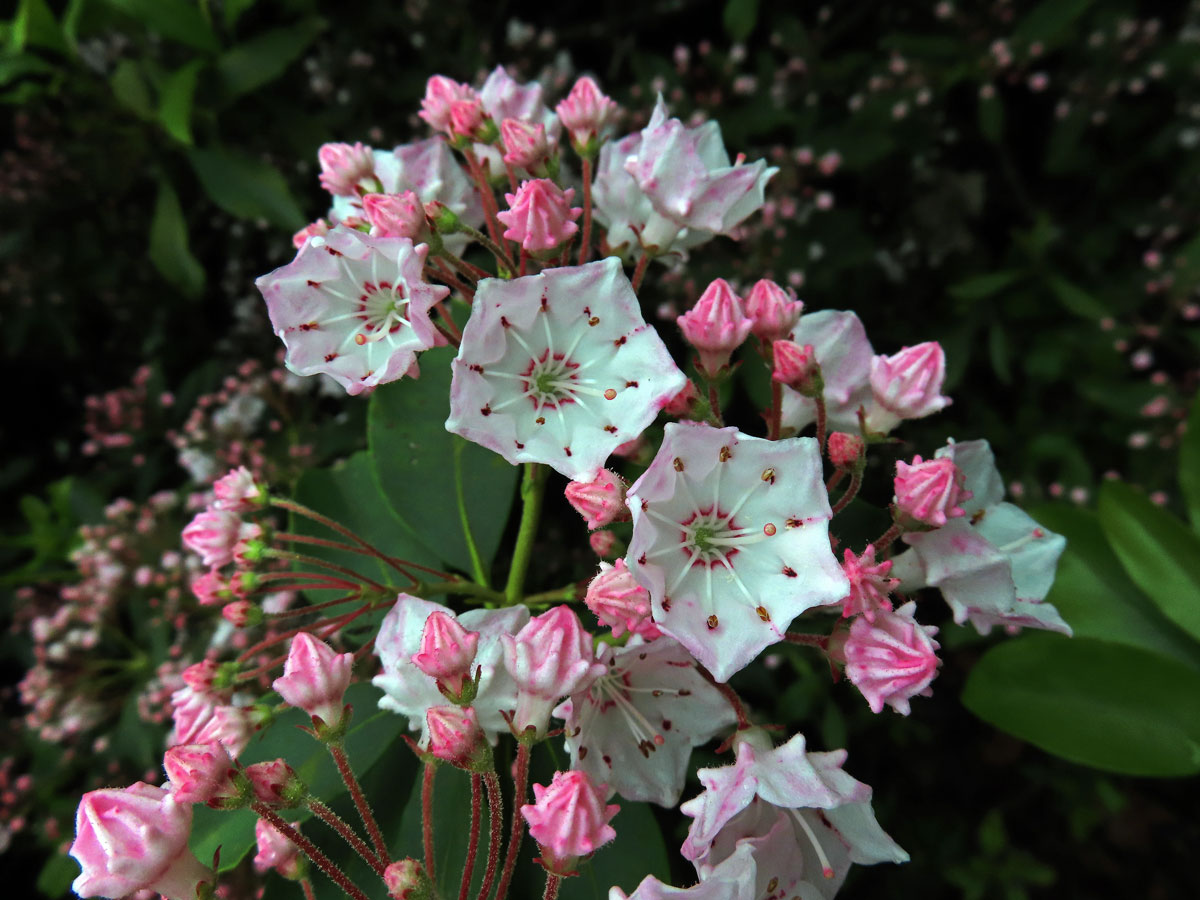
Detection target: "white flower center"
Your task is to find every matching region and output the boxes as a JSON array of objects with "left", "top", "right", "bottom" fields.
[
  {"left": 354, "top": 280, "right": 410, "bottom": 343},
  {"left": 586, "top": 666, "right": 681, "bottom": 758}
]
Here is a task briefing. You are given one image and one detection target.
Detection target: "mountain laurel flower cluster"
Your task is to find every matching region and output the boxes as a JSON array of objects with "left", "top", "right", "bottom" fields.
[{"left": 63, "top": 64, "right": 1069, "bottom": 900}]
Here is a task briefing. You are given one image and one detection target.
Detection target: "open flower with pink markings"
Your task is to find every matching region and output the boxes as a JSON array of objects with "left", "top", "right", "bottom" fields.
[
  {"left": 842, "top": 602, "right": 941, "bottom": 715},
  {"left": 256, "top": 228, "right": 447, "bottom": 396},
  {"left": 625, "top": 422, "right": 847, "bottom": 681},
  {"left": 446, "top": 258, "right": 686, "bottom": 480},
  {"left": 613, "top": 843, "right": 758, "bottom": 900}
]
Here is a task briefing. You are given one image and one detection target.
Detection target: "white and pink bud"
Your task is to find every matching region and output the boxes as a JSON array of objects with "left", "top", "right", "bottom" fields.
[
  {"left": 163, "top": 742, "right": 236, "bottom": 805},
  {"left": 743, "top": 279, "right": 803, "bottom": 343},
  {"left": 191, "top": 704, "right": 256, "bottom": 759},
  {"left": 497, "top": 179, "right": 582, "bottom": 253},
  {"left": 424, "top": 705, "right": 487, "bottom": 769},
  {"left": 292, "top": 219, "right": 330, "bottom": 249},
  {"left": 771, "top": 340, "right": 822, "bottom": 395},
  {"left": 272, "top": 632, "right": 353, "bottom": 730},
  {"left": 867, "top": 342, "right": 951, "bottom": 432},
  {"left": 212, "top": 466, "right": 262, "bottom": 512},
  {"left": 521, "top": 770, "right": 618, "bottom": 875},
  {"left": 180, "top": 660, "right": 222, "bottom": 696},
  {"left": 419, "top": 76, "right": 480, "bottom": 135},
  {"left": 501, "top": 118, "right": 550, "bottom": 170},
  {"left": 182, "top": 508, "right": 243, "bottom": 568},
  {"left": 556, "top": 76, "right": 620, "bottom": 151},
  {"left": 363, "top": 191, "right": 427, "bottom": 241},
  {"left": 584, "top": 559, "right": 660, "bottom": 640},
  {"left": 893, "top": 456, "right": 971, "bottom": 528},
  {"left": 843, "top": 603, "right": 940, "bottom": 715},
  {"left": 588, "top": 530, "right": 619, "bottom": 558},
  {"left": 676, "top": 279, "right": 753, "bottom": 378},
  {"left": 221, "top": 599, "right": 263, "bottom": 629},
  {"left": 69, "top": 783, "right": 209, "bottom": 900},
  {"left": 411, "top": 611, "right": 479, "bottom": 698},
  {"left": 502, "top": 605, "right": 606, "bottom": 737},
  {"left": 564, "top": 469, "right": 629, "bottom": 530},
  {"left": 254, "top": 819, "right": 304, "bottom": 879},
  {"left": 384, "top": 859, "right": 432, "bottom": 899},
  {"left": 191, "top": 568, "right": 230, "bottom": 606},
  {"left": 827, "top": 431, "right": 865, "bottom": 469},
  {"left": 244, "top": 759, "right": 304, "bottom": 808},
  {"left": 448, "top": 98, "right": 486, "bottom": 140},
  {"left": 318, "top": 142, "right": 376, "bottom": 196},
  {"left": 839, "top": 546, "right": 897, "bottom": 622}
]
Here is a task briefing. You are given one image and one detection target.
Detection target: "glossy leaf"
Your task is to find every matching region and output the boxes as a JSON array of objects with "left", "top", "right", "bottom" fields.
[
  {"left": 148, "top": 179, "right": 206, "bottom": 299},
  {"left": 964, "top": 634, "right": 1200, "bottom": 776},
  {"left": 187, "top": 146, "right": 305, "bottom": 230},
  {"left": 109, "top": 59, "right": 153, "bottom": 119},
  {"left": 948, "top": 270, "right": 1021, "bottom": 302},
  {"left": 1048, "top": 276, "right": 1107, "bottom": 319},
  {"left": 11, "top": 0, "right": 67, "bottom": 54},
  {"left": 978, "top": 91, "right": 1003, "bottom": 142},
  {"left": 158, "top": 58, "right": 204, "bottom": 144},
  {"left": 106, "top": 0, "right": 219, "bottom": 54},
  {"left": 1013, "top": 0, "right": 1094, "bottom": 47},
  {"left": 1180, "top": 392, "right": 1200, "bottom": 531},
  {"left": 216, "top": 17, "right": 325, "bottom": 99},
  {"left": 723, "top": 0, "right": 759, "bottom": 42}
]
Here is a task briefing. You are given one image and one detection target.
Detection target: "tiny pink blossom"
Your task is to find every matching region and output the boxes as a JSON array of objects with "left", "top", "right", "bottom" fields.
[
  {"left": 584, "top": 559, "right": 660, "bottom": 640},
  {"left": 501, "top": 118, "right": 550, "bottom": 169},
  {"left": 564, "top": 468, "right": 629, "bottom": 530},
  {"left": 521, "top": 770, "right": 618, "bottom": 874},
  {"left": 419, "top": 76, "right": 480, "bottom": 134},
  {"left": 771, "top": 340, "right": 820, "bottom": 394},
  {"left": 839, "top": 546, "right": 897, "bottom": 622},
  {"left": 843, "top": 603, "right": 940, "bottom": 715},
  {"left": 244, "top": 759, "right": 301, "bottom": 807},
  {"left": 894, "top": 456, "right": 971, "bottom": 528},
  {"left": 424, "top": 705, "right": 486, "bottom": 769},
  {"left": 411, "top": 611, "right": 480, "bottom": 697},
  {"left": 221, "top": 599, "right": 262, "bottom": 628},
  {"left": 743, "top": 279, "right": 803, "bottom": 343},
  {"left": 163, "top": 742, "right": 236, "bottom": 805},
  {"left": 556, "top": 75, "right": 620, "bottom": 149},
  {"left": 273, "top": 632, "right": 353, "bottom": 728},
  {"left": 383, "top": 859, "right": 427, "bottom": 899},
  {"left": 865, "top": 342, "right": 951, "bottom": 433},
  {"left": 254, "top": 819, "right": 303, "bottom": 879},
  {"left": 497, "top": 179, "right": 581, "bottom": 252},
  {"left": 677, "top": 279, "right": 753, "bottom": 377},
  {"left": 318, "top": 142, "right": 376, "bottom": 196},
  {"left": 181, "top": 660, "right": 223, "bottom": 696},
  {"left": 362, "top": 191, "right": 426, "bottom": 240},
  {"left": 827, "top": 432, "right": 865, "bottom": 469},
  {"left": 212, "top": 466, "right": 261, "bottom": 512},
  {"left": 190, "top": 568, "right": 230, "bottom": 607},
  {"left": 293, "top": 220, "right": 330, "bottom": 249},
  {"left": 182, "top": 508, "right": 244, "bottom": 568},
  {"left": 589, "top": 530, "right": 618, "bottom": 557}
]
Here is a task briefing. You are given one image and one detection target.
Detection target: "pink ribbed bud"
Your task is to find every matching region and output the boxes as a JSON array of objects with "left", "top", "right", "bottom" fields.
[
  {"left": 363, "top": 191, "right": 427, "bottom": 240},
  {"left": 272, "top": 632, "right": 353, "bottom": 728},
  {"left": 894, "top": 456, "right": 971, "bottom": 528},
  {"left": 844, "top": 603, "right": 940, "bottom": 715},
  {"left": 181, "top": 660, "right": 221, "bottom": 696},
  {"left": 212, "top": 466, "right": 262, "bottom": 512},
  {"left": 254, "top": 819, "right": 304, "bottom": 879},
  {"left": 501, "top": 118, "right": 550, "bottom": 169},
  {"left": 497, "top": 179, "right": 581, "bottom": 252},
  {"left": 839, "top": 546, "right": 897, "bottom": 622},
  {"left": 502, "top": 605, "right": 606, "bottom": 737},
  {"left": 448, "top": 98, "right": 486, "bottom": 139},
  {"left": 867, "top": 342, "right": 951, "bottom": 431},
  {"left": 564, "top": 469, "right": 629, "bottom": 530},
  {"left": 411, "top": 611, "right": 479, "bottom": 697},
  {"left": 293, "top": 220, "right": 330, "bottom": 249},
  {"left": 384, "top": 859, "right": 430, "bottom": 899},
  {"left": 424, "top": 705, "right": 486, "bottom": 769},
  {"left": 556, "top": 76, "right": 620, "bottom": 149},
  {"left": 521, "top": 770, "right": 618, "bottom": 875},
  {"left": 182, "top": 508, "right": 243, "bottom": 567},
  {"left": 231, "top": 522, "right": 265, "bottom": 568},
  {"left": 676, "top": 279, "right": 753, "bottom": 378},
  {"left": 318, "top": 142, "right": 376, "bottom": 196},
  {"left": 191, "top": 569, "right": 230, "bottom": 606},
  {"left": 584, "top": 559, "right": 660, "bottom": 640},
  {"left": 244, "top": 759, "right": 304, "bottom": 808},
  {"left": 589, "top": 530, "right": 619, "bottom": 557},
  {"left": 221, "top": 599, "right": 263, "bottom": 628},
  {"left": 163, "top": 742, "right": 236, "bottom": 805},
  {"left": 771, "top": 340, "right": 821, "bottom": 395},
  {"left": 827, "top": 431, "right": 865, "bottom": 468},
  {"left": 743, "top": 279, "right": 803, "bottom": 343},
  {"left": 191, "top": 705, "right": 255, "bottom": 759},
  {"left": 70, "top": 783, "right": 209, "bottom": 900},
  {"left": 419, "top": 76, "right": 479, "bottom": 134},
  {"left": 663, "top": 380, "right": 701, "bottom": 418}
]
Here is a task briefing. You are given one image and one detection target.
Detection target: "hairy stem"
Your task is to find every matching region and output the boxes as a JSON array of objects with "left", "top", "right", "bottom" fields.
[
  {"left": 579, "top": 156, "right": 593, "bottom": 265},
  {"left": 830, "top": 469, "right": 863, "bottom": 516},
  {"left": 478, "top": 771, "right": 503, "bottom": 900},
  {"left": 459, "top": 774, "right": 483, "bottom": 900},
  {"left": 330, "top": 744, "right": 390, "bottom": 865},
  {"left": 422, "top": 761, "right": 437, "bottom": 880},
  {"left": 252, "top": 804, "right": 371, "bottom": 900},
  {"left": 308, "top": 799, "right": 386, "bottom": 876},
  {"left": 494, "top": 742, "right": 531, "bottom": 900}
]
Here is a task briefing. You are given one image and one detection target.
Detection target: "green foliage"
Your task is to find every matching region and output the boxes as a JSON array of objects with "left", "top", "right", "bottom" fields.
[
  {"left": 148, "top": 178, "right": 206, "bottom": 298},
  {"left": 187, "top": 146, "right": 306, "bottom": 230}
]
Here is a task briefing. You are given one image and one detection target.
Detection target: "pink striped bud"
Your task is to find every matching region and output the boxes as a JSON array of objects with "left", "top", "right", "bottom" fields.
[
  {"left": 588, "top": 530, "right": 619, "bottom": 558},
  {"left": 222, "top": 599, "right": 263, "bottom": 628},
  {"left": 839, "top": 545, "right": 897, "bottom": 622},
  {"left": 564, "top": 469, "right": 629, "bottom": 530},
  {"left": 497, "top": 179, "right": 581, "bottom": 253},
  {"left": 501, "top": 118, "right": 550, "bottom": 169},
  {"left": 584, "top": 559, "right": 660, "bottom": 640},
  {"left": 318, "top": 142, "right": 376, "bottom": 196},
  {"left": 272, "top": 632, "right": 353, "bottom": 730},
  {"left": 384, "top": 859, "right": 433, "bottom": 899},
  {"left": 827, "top": 432, "right": 865, "bottom": 469},
  {"left": 448, "top": 97, "right": 486, "bottom": 140},
  {"left": 894, "top": 456, "right": 971, "bottom": 528},
  {"left": 244, "top": 759, "right": 305, "bottom": 808},
  {"left": 190, "top": 568, "right": 230, "bottom": 606},
  {"left": 363, "top": 191, "right": 427, "bottom": 240},
  {"left": 556, "top": 76, "right": 620, "bottom": 151},
  {"left": 743, "top": 279, "right": 803, "bottom": 343},
  {"left": 412, "top": 611, "right": 479, "bottom": 699},
  {"left": 254, "top": 819, "right": 304, "bottom": 879},
  {"left": 867, "top": 342, "right": 951, "bottom": 432},
  {"left": 771, "top": 340, "right": 822, "bottom": 396},
  {"left": 182, "top": 508, "right": 243, "bottom": 567},
  {"left": 522, "top": 770, "right": 618, "bottom": 875},
  {"left": 163, "top": 742, "right": 237, "bottom": 805},
  {"left": 677, "top": 279, "right": 753, "bottom": 378},
  {"left": 212, "top": 466, "right": 262, "bottom": 512},
  {"left": 843, "top": 603, "right": 940, "bottom": 715},
  {"left": 419, "top": 76, "right": 479, "bottom": 134},
  {"left": 424, "top": 705, "right": 487, "bottom": 770},
  {"left": 181, "top": 660, "right": 221, "bottom": 696}
]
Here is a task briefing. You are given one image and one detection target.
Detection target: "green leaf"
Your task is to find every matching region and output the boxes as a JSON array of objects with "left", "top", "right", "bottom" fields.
[
  {"left": 187, "top": 146, "right": 305, "bottom": 229},
  {"left": 11, "top": 0, "right": 68, "bottom": 54},
  {"left": 963, "top": 634, "right": 1200, "bottom": 776},
  {"left": 216, "top": 17, "right": 325, "bottom": 98},
  {"left": 367, "top": 346, "right": 519, "bottom": 577},
  {"left": 104, "top": 0, "right": 219, "bottom": 54},
  {"left": 978, "top": 91, "right": 1003, "bottom": 142},
  {"left": 36, "top": 852, "right": 77, "bottom": 898},
  {"left": 948, "top": 270, "right": 1022, "bottom": 302},
  {"left": 0, "top": 51, "right": 54, "bottom": 87},
  {"left": 224, "top": 0, "right": 258, "bottom": 30},
  {"left": 109, "top": 58, "right": 153, "bottom": 118},
  {"left": 158, "top": 58, "right": 204, "bottom": 144},
  {"left": 1013, "top": 0, "right": 1094, "bottom": 48},
  {"left": 1098, "top": 480, "right": 1200, "bottom": 644},
  {"left": 987, "top": 323, "right": 1011, "bottom": 384},
  {"left": 148, "top": 178, "right": 206, "bottom": 299},
  {"left": 1047, "top": 276, "right": 1107, "bottom": 319},
  {"left": 1180, "top": 392, "right": 1200, "bottom": 531},
  {"left": 723, "top": 0, "right": 759, "bottom": 42}
]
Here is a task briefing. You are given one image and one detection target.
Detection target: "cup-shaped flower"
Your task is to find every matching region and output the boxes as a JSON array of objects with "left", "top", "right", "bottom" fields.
[
  {"left": 424, "top": 705, "right": 487, "bottom": 769},
  {"left": 827, "top": 432, "right": 865, "bottom": 470},
  {"left": 625, "top": 423, "right": 848, "bottom": 682},
  {"left": 244, "top": 759, "right": 305, "bottom": 808},
  {"left": 839, "top": 545, "right": 896, "bottom": 622},
  {"left": 254, "top": 819, "right": 304, "bottom": 879},
  {"left": 318, "top": 142, "right": 377, "bottom": 196},
  {"left": 779, "top": 310, "right": 875, "bottom": 436},
  {"left": 842, "top": 602, "right": 940, "bottom": 715},
  {"left": 419, "top": 76, "right": 480, "bottom": 134},
  {"left": 865, "top": 342, "right": 951, "bottom": 433},
  {"left": 497, "top": 179, "right": 581, "bottom": 253},
  {"left": 272, "top": 632, "right": 353, "bottom": 729},
  {"left": 182, "top": 508, "right": 244, "bottom": 568},
  {"left": 501, "top": 118, "right": 550, "bottom": 170},
  {"left": 256, "top": 228, "right": 447, "bottom": 396},
  {"left": 411, "top": 611, "right": 480, "bottom": 698},
  {"left": 502, "top": 605, "right": 606, "bottom": 737},
  {"left": 556, "top": 75, "right": 620, "bottom": 151},
  {"left": 743, "top": 279, "right": 802, "bottom": 344},
  {"left": 893, "top": 456, "right": 970, "bottom": 529},
  {"left": 677, "top": 279, "right": 753, "bottom": 378},
  {"left": 771, "top": 340, "right": 821, "bottom": 395},
  {"left": 70, "top": 782, "right": 210, "bottom": 900},
  {"left": 446, "top": 258, "right": 686, "bottom": 481},
  {"left": 613, "top": 843, "right": 758, "bottom": 900},
  {"left": 583, "top": 559, "right": 659, "bottom": 640},
  {"left": 521, "top": 770, "right": 618, "bottom": 875},
  {"left": 363, "top": 191, "right": 427, "bottom": 241},
  {"left": 565, "top": 468, "right": 629, "bottom": 530},
  {"left": 163, "top": 742, "right": 236, "bottom": 805},
  {"left": 212, "top": 466, "right": 262, "bottom": 512}
]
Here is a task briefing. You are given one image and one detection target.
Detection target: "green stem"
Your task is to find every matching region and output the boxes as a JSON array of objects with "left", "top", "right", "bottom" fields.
[
  {"left": 454, "top": 438, "right": 491, "bottom": 587},
  {"left": 412, "top": 580, "right": 505, "bottom": 604},
  {"left": 505, "top": 464, "right": 548, "bottom": 606}
]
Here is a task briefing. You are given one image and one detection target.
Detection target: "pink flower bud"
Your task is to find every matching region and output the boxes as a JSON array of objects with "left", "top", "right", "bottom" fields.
[
  {"left": 254, "top": 819, "right": 304, "bottom": 879},
  {"left": 556, "top": 76, "right": 620, "bottom": 148},
  {"left": 191, "top": 568, "right": 230, "bottom": 606},
  {"left": 894, "top": 456, "right": 971, "bottom": 528},
  {"left": 868, "top": 342, "right": 951, "bottom": 431},
  {"left": 272, "top": 632, "right": 353, "bottom": 728},
  {"left": 293, "top": 220, "right": 330, "bottom": 249},
  {"left": 743, "top": 279, "right": 803, "bottom": 343},
  {"left": 191, "top": 704, "right": 255, "bottom": 759},
  {"left": 70, "top": 783, "right": 209, "bottom": 900},
  {"left": 318, "top": 142, "right": 376, "bottom": 196},
  {"left": 384, "top": 859, "right": 429, "bottom": 899},
  {"left": 827, "top": 432, "right": 865, "bottom": 468},
  {"left": 501, "top": 118, "right": 550, "bottom": 169},
  {"left": 497, "top": 179, "right": 581, "bottom": 252},
  {"left": 839, "top": 546, "right": 897, "bottom": 622},
  {"left": 244, "top": 759, "right": 303, "bottom": 807},
  {"left": 564, "top": 469, "right": 629, "bottom": 530},
  {"left": 181, "top": 660, "right": 221, "bottom": 695},
  {"left": 163, "top": 742, "right": 236, "bottom": 805},
  {"left": 221, "top": 599, "right": 263, "bottom": 629},
  {"left": 212, "top": 466, "right": 261, "bottom": 512},
  {"left": 588, "top": 530, "right": 619, "bottom": 558},
  {"left": 676, "top": 279, "right": 753, "bottom": 377},
  {"left": 771, "top": 340, "right": 821, "bottom": 394},
  {"left": 411, "top": 611, "right": 479, "bottom": 696},
  {"left": 817, "top": 150, "right": 841, "bottom": 176},
  {"left": 662, "top": 380, "right": 701, "bottom": 418},
  {"left": 843, "top": 603, "right": 940, "bottom": 714},
  {"left": 449, "top": 98, "right": 486, "bottom": 139},
  {"left": 584, "top": 559, "right": 660, "bottom": 640},
  {"left": 521, "top": 770, "right": 618, "bottom": 875},
  {"left": 182, "top": 508, "right": 243, "bottom": 567},
  {"left": 502, "top": 605, "right": 606, "bottom": 737},
  {"left": 424, "top": 705, "right": 486, "bottom": 769},
  {"left": 419, "top": 76, "right": 479, "bottom": 134},
  {"left": 363, "top": 191, "right": 427, "bottom": 240}
]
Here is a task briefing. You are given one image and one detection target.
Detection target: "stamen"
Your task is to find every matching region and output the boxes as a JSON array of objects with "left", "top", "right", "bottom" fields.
[{"left": 791, "top": 809, "right": 835, "bottom": 880}]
